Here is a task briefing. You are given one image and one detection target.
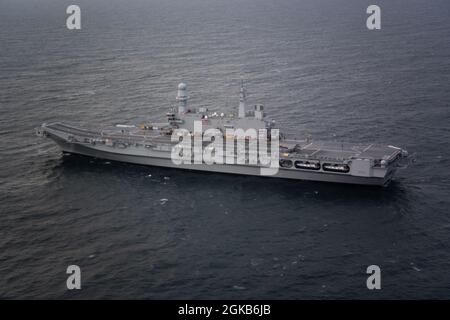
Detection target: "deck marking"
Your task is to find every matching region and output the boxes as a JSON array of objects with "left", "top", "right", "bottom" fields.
[
  {"left": 301, "top": 142, "right": 313, "bottom": 150},
  {"left": 363, "top": 144, "right": 373, "bottom": 152}
]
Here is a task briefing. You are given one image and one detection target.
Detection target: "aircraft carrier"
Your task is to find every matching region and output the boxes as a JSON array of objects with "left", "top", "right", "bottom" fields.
[{"left": 36, "top": 82, "right": 408, "bottom": 186}]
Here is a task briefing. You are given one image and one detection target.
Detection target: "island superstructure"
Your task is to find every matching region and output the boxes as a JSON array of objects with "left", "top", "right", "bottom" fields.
[{"left": 36, "top": 82, "right": 408, "bottom": 186}]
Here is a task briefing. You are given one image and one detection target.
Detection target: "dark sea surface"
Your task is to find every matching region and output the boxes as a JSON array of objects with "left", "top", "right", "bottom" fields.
[{"left": 1, "top": 0, "right": 450, "bottom": 299}]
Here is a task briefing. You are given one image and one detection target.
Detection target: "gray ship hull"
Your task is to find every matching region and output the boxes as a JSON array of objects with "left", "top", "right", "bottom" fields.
[{"left": 49, "top": 133, "right": 389, "bottom": 186}]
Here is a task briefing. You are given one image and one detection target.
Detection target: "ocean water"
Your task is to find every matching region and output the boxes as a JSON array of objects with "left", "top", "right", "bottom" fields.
[{"left": 1, "top": 0, "right": 450, "bottom": 299}]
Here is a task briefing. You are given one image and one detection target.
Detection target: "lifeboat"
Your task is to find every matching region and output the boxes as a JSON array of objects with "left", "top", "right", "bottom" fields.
[
  {"left": 279, "top": 159, "right": 293, "bottom": 168},
  {"left": 294, "top": 160, "right": 320, "bottom": 170},
  {"left": 322, "top": 163, "right": 350, "bottom": 173}
]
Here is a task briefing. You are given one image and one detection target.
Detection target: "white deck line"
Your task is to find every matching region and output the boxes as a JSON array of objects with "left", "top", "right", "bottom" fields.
[
  {"left": 363, "top": 144, "right": 373, "bottom": 152},
  {"left": 301, "top": 142, "right": 313, "bottom": 150}
]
